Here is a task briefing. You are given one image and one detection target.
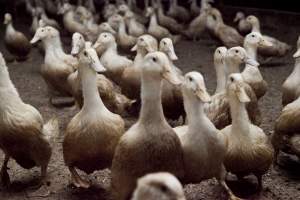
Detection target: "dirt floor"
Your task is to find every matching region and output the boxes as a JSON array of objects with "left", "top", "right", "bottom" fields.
[{"left": 1, "top": 6, "right": 300, "bottom": 200}]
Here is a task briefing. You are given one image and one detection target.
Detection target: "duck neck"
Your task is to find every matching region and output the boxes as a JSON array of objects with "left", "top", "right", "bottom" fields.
[
  {"left": 79, "top": 64, "right": 106, "bottom": 113},
  {"left": 244, "top": 44, "right": 257, "bottom": 61},
  {"left": 229, "top": 95, "right": 250, "bottom": 137},
  {"left": 0, "top": 65, "right": 20, "bottom": 98},
  {"left": 5, "top": 22, "right": 15, "bottom": 36},
  {"left": 118, "top": 19, "right": 127, "bottom": 35},
  {"left": 226, "top": 59, "right": 240, "bottom": 75},
  {"left": 106, "top": 42, "right": 118, "bottom": 53},
  {"left": 150, "top": 13, "right": 158, "bottom": 27},
  {"left": 43, "top": 36, "right": 64, "bottom": 60},
  {"left": 215, "top": 61, "right": 227, "bottom": 93},
  {"left": 139, "top": 72, "right": 165, "bottom": 124},
  {"left": 251, "top": 21, "right": 260, "bottom": 32}
]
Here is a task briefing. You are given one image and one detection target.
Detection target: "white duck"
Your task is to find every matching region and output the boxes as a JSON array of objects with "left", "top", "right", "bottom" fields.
[{"left": 93, "top": 32, "right": 133, "bottom": 85}]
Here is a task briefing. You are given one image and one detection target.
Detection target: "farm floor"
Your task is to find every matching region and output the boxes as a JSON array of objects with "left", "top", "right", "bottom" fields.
[{"left": 0, "top": 6, "right": 300, "bottom": 200}]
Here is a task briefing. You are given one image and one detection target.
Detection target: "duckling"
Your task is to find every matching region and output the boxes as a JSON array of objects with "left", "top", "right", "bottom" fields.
[
  {"left": 63, "top": 45, "right": 125, "bottom": 188},
  {"left": 146, "top": 7, "right": 180, "bottom": 43},
  {"left": 272, "top": 96, "right": 300, "bottom": 163},
  {"left": 167, "top": 0, "right": 191, "bottom": 23},
  {"left": 246, "top": 15, "right": 291, "bottom": 58},
  {"left": 233, "top": 12, "right": 251, "bottom": 35},
  {"left": 221, "top": 73, "right": 273, "bottom": 190},
  {"left": 124, "top": 10, "right": 146, "bottom": 37},
  {"left": 159, "top": 38, "right": 182, "bottom": 75},
  {"left": 174, "top": 72, "right": 239, "bottom": 200},
  {"left": 110, "top": 14, "right": 137, "bottom": 51},
  {"left": 4, "top": 13, "right": 31, "bottom": 61},
  {"left": 132, "top": 172, "right": 186, "bottom": 200},
  {"left": 69, "top": 33, "right": 135, "bottom": 115},
  {"left": 242, "top": 32, "right": 271, "bottom": 99},
  {"left": 93, "top": 32, "right": 133, "bottom": 85},
  {"left": 209, "top": 9, "right": 244, "bottom": 48},
  {"left": 30, "top": 26, "right": 77, "bottom": 105},
  {"left": 0, "top": 52, "right": 59, "bottom": 194},
  {"left": 156, "top": 0, "right": 184, "bottom": 35},
  {"left": 282, "top": 36, "right": 300, "bottom": 106},
  {"left": 204, "top": 47, "right": 261, "bottom": 129},
  {"left": 111, "top": 52, "right": 184, "bottom": 200},
  {"left": 121, "top": 34, "right": 158, "bottom": 100}
]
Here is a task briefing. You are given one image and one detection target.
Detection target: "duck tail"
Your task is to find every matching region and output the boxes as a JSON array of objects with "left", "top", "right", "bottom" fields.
[{"left": 43, "top": 117, "right": 59, "bottom": 142}]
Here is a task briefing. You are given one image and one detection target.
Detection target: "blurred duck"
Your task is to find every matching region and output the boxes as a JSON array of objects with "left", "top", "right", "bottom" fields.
[
  {"left": 246, "top": 15, "right": 291, "bottom": 58},
  {"left": 282, "top": 36, "right": 300, "bottom": 106},
  {"left": 0, "top": 52, "right": 59, "bottom": 195},
  {"left": 174, "top": 72, "right": 239, "bottom": 200},
  {"left": 156, "top": 0, "right": 184, "bottom": 34},
  {"left": 189, "top": 0, "right": 200, "bottom": 17},
  {"left": 204, "top": 47, "right": 261, "bottom": 129},
  {"left": 242, "top": 32, "right": 271, "bottom": 99},
  {"left": 132, "top": 172, "right": 186, "bottom": 200},
  {"left": 36, "top": 7, "right": 60, "bottom": 30},
  {"left": 167, "top": 0, "right": 191, "bottom": 23},
  {"left": 234, "top": 12, "right": 252, "bottom": 35},
  {"left": 63, "top": 45, "right": 125, "bottom": 188},
  {"left": 4, "top": 13, "right": 31, "bottom": 61},
  {"left": 30, "top": 26, "right": 77, "bottom": 105},
  {"left": 208, "top": 8, "right": 244, "bottom": 48},
  {"left": 124, "top": 10, "right": 146, "bottom": 37},
  {"left": 68, "top": 33, "right": 135, "bottom": 115},
  {"left": 221, "top": 73, "right": 273, "bottom": 190},
  {"left": 93, "top": 32, "right": 133, "bottom": 85},
  {"left": 118, "top": 3, "right": 148, "bottom": 25},
  {"left": 111, "top": 52, "right": 184, "bottom": 200}
]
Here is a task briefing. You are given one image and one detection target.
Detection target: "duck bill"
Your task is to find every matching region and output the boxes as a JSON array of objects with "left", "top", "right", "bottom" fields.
[
  {"left": 163, "top": 70, "right": 182, "bottom": 85},
  {"left": 93, "top": 42, "right": 101, "bottom": 49},
  {"left": 30, "top": 34, "right": 41, "bottom": 44},
  {"left": 293, "top": 49, "right": 300, "bottom": 58},
  {"left": 259, "top": 39, "right": 272, "bottom": 47},
  {"left": 233, "top": 15, "right": 240, "bottom": 23},
  {"left": 236, "top": 85, "right": 250, "bottom": 103},
  {"left": 195, "top": 89, "right": 211, "bottom": 103},
  {"left": 71, "top": 45, "right": 80, "bottom": 56},
  {"left": 166, "top": 46, "right": 178, "bottom": 61},
  {"left": 131, "top": 44, "right": 138, "bottom": 51}
]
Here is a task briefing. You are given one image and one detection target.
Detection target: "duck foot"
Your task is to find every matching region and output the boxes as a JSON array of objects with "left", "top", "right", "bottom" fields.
[
  {"left": 69, "top": 167, "right": 90, "bottom": 189},
  {"left": 26, "top": 184, "right": 51, "bottom": 198}
]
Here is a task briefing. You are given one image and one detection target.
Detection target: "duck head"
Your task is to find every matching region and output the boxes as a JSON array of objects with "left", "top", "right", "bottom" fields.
[
  {"left": 132, "top": 34, "right": 158, "bottom": 53},
  {"left": 3, "top": 13, "right": 12, "bottom": 25},
  {"left": 118, "top": 4, "right": 130, "bottom": 15},
  {"left": 244, "top": 32, "right": 272, "bottom": 48},
  {"left": 226, "top": 46, "right": 259, "bottom": 67},
  {"left": 234, "top": 11, "right": 245, "bottom": 23},
  {"left": 159, "top": 38, "right": 178, "bottom": 61},
  {"left": 182, "top": 71, "right": 211, "bottom": 103},
  {"left": 79, "top": 47, "right": 106, "bottom": 73},
  {"left": 227, "top": 73, "right": 250, "bottom": 103},
  {"left": 145, "top": 7, "right": 155, "bottom": 18},
  {"left": 93, "top": 32, "right": 116, "bottom": 49},
  {"left": 99, "top": 22, "right": 116, "bottom": 35},
  {"left": 132, "top": 172, "right": 186, "bottom": 200},
  {"left": 71, "top": 32, "right": 85, "bottom": 56},
  {"left": 293, "top": 36, "right": 300, "bottom": 58},
  {"left": 142, "top": 51, "right": 181, "bottom": 85},
  {"left": 30, "top": 26, "right": 59, "bottom": 44},
  {"left": 214, "top": 46, "right": 227, "bottom": 65},
  {"left": 246, "top": 15, "right": 259, "bottom": 28}
]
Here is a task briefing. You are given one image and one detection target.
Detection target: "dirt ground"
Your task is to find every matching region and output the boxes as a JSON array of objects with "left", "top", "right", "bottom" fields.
[{"left": 1, "top": 6, "right": 300, "bottom": 200}]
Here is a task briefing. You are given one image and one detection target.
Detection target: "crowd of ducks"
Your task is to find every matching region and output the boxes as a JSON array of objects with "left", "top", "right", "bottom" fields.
[{"left": 1, "top": 0, "right": 299, "bottom": 199}]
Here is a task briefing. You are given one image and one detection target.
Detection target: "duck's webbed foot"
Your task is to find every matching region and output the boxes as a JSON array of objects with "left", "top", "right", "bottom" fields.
[{"left": 69, "top": 167, "right": 90, "bottom": 189}]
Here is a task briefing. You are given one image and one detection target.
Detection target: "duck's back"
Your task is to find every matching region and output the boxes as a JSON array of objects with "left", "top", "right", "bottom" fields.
[{"left": 5, "top": 31, "right": 31, "bottom": 59}]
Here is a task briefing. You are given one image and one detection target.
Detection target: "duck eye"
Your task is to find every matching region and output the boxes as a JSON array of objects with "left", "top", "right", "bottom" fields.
[
  {"left": 235, "top": 50, "right": 239, "bottom": 54},
  {"left": 230, "top": 77, "right": 234, "bottom": 82},
  {"left": 83, "top": 51, "right": 88, "bottom": 57},
  {"left": 251, "top": 35, "right": 255, "bottom": 38},
  {"left": 41, "top": 29, "right": 44, "bottom": 32},
  {"left": 218, "top": 50, "right": 221, "bottom": 54},
  {"left": 140, "top": 38, "right": 144, "bottom": 42},
  {"left": 188, "top": 77, "right": 193, "bottom": 82},
  {"left": 152, "top": 57, "right": 157, "bottom": 62},
  {"left": 163, "top": 41, "right": 166, "bottom": 45},
  {"left": 104, "top": 35, "right": 107, "bottom": 38},
  {"left": 159, "top": 185, "right": 168, "bottom": 193}
]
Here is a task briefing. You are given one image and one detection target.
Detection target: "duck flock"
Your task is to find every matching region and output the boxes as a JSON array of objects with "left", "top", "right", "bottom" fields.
[{"left": 1, "top": 0, "right": 299, "bottom": 199}]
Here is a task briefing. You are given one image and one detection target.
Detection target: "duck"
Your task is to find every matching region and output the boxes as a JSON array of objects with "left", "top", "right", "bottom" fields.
[
  {"left": 109, "top": 14, "right": 137, "bottom": 51},
  {"left": 68, "top": 32, "right": 135, "bottom": 115},
  {"left": 131, "top": 172, "right": 186, "bottom": 200},
  {"left": 174, "top": 72, "right": 239, "bottom": 200},
  {"left": 189, "top": 0, "right": 200, "bottom": 17},
  {"left": 93, "top": 32, "right": 133, "bottom": 85},
  {"left": 282, "top": 36, "right": 300, "bottom": 106},
  {"left": 208, "top": 8, "right": 244, "bottom": 48},
  {"left": 242, "top": 32, "right": 271, "bottom": 99},
  {"left": 63, "top": 45, "right": 125, "bottom": 189},
  {"left": 156, "top": 0, "right": 184, "bottom": 34},
  {"left": 4, "top": 13, "right": 31, "bottom": 61},
  {"left": 159, "top": 38, "right": 182, "bottom": 75},
  {"left": 58, "top": 3, "right": 87, "bottom": 37},
  {"left": 167, "top": 0, "right": 191, "bottom": 23},
  {"left": 233, "top": 12, "right": 252, "bottom": 35},
  {"left": 99, "top": 22, "right": 117, "bottom": 35},
  {"left": 124, "top": 10, "right": 146, "bottom": 37},
  {"left": 221, "top": 73, "right": 273, "bottom": 190},
  {"left": 121, "top": 34, "right": 158, "bottom": 100},
  {"left": 272, "top": 96, "right": 300, "bottom": 164},
  {"left": 102, "top": 2, "right": 118, "bottom": 20},
  {"left": 118, "top": 3, "right": 148, "bottom": 25},
  {"left": 213, "top": 46, "right": 228, "bottom": 94},
  {"left": 184, "top": 6, "right": 210, "bottom": 41},
  {"left": 246, "top": 15, "right": 291, "bottom": 58},
  {"left": 36, "top": 7, "right": 60, "bottom": 30},
  {"left": 146, "top": 7, "right": 180, "bottom": 43},
  {"left": 30, "top": 26, "right": 77, "bottom": 105},
  {"left": 111, "top": 52, "right": 184, "bottom": 200},
  {"left": 0, "top": 51, "right": 59, "bottom": 195},
  {"left": 204, "top": 47, "right": 262, "bottom": 129}
]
